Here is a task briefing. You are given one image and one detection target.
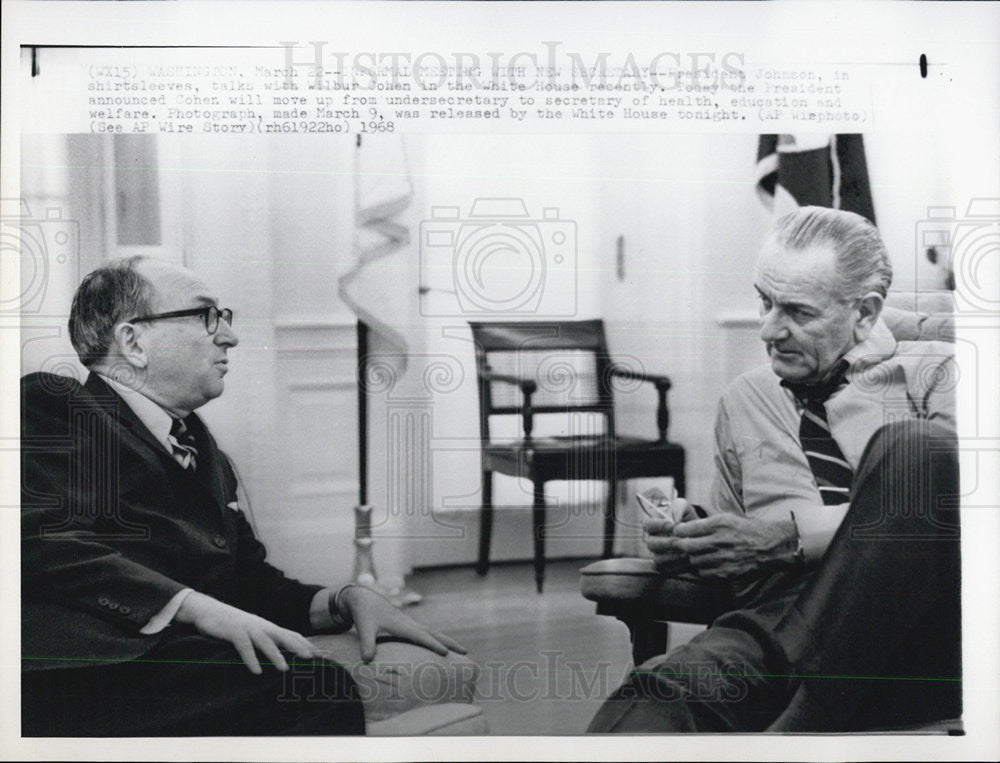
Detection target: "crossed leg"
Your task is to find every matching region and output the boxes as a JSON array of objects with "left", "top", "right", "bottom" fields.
[{"left": 588, "top": 419, "right": 961, "bottom": 733}]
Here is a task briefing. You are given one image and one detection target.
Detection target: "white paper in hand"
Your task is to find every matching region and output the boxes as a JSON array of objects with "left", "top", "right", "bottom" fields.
[{"left": 635, "top": 486, "right": 678, "bottom": 521}]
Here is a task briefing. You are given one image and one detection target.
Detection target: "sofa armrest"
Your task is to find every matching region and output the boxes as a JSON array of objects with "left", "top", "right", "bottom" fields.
[{"left": 881, "top": 305, "right": 955, "bottom": 342}]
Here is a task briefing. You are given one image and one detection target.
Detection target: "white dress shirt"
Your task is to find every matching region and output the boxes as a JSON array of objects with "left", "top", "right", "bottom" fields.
[{"left": 709, "top": 319, "right": 956, "bottom": 562}]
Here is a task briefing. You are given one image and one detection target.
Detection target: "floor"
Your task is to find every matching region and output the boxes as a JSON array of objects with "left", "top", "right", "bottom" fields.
[{"left": 404, "top": 558, "right": 703, "bottom": 736}]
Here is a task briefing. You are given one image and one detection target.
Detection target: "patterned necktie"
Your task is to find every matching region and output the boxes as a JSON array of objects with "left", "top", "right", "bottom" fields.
[
  {"left": 168, "top": 417, "right": 199, "bottom": 472},
  {"left": 781, "top": 360, "right": 853, "bottom": 505}
]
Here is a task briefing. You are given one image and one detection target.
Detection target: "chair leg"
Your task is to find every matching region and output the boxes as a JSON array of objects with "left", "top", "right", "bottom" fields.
[
  {"left": 532, "top": 480, "right": 545, "bottom": 593},
  {"left": 675, "top": 461, "right": 686, "bottom": 498},
  {"left": 477, "top": 471, "right": 493, "bottom": 576},
  {"left": 603, "top": 476, "right": 617, "bottom": 559},
  {"left": 628, "top": 620, "right": 671, "bottom": 666}
]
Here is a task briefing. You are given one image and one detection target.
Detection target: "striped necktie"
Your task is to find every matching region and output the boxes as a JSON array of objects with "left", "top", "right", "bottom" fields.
[
  {"left": 168, "top": 417, "right": 199, "bottom": 472},
  {"left": 781, "top": 360, "right": 853, "bottom": 506}
]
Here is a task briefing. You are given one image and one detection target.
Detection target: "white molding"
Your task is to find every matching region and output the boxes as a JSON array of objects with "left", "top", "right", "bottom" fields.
[
  {"left": 286, "top": 378, "right": 356, "bottom": 392},
  {"left": 289, "top": 477, "right": 359, "bottom": 499},
  {"left": 274, "top": 316, "right": 357, "bottom": 330},
  {"left": 254, "top": 516, "right": 355, "bottom": 534},
  {"left": 715, "top": 312, "right": 759, "bottom": 328}
]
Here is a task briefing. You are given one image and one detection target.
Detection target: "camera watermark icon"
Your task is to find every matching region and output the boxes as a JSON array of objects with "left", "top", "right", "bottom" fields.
[
  {"left": 915, "top": 199, "right": 999, "bottom": 314},
  {"left": 1, "top": 198, "right": 80, "bottom": 314},
  {"left": 419, "top": 198, "right": 577, "bottom": 318}
]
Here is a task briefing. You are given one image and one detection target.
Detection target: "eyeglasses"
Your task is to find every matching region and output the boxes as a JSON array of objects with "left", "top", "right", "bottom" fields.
[{"left": 130, "top": 306, "right": 234, "bottom": 335}]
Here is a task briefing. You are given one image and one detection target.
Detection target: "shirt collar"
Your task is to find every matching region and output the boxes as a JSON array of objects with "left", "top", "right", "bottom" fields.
[
  {"left": 95, "top": 372, "right": 177, "bottom": 453},
  {"left": 842, "top": 316, "right": 897, "bottom": 373}
]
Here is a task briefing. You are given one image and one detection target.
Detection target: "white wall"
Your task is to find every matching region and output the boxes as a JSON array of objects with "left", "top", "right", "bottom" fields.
[
  {"left": 18, "top": 135, "right": 105, "bottom": 380},
  {"left": 864, "top": 132, "right": 951, "bottom": 292},
  {"left": 172, "top": 135, "right": 363, "bottom": 586},
  {"left": 593, "top": 133, "right": 769, "bottom": 517},
  {"left": 403, "top": 133, "right": 614, "bottom": 567}
]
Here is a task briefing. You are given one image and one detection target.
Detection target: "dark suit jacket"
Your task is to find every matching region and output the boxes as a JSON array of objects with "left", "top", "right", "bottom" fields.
[{"left": 21, "top": 372, "right": 324, "bottom": 671}]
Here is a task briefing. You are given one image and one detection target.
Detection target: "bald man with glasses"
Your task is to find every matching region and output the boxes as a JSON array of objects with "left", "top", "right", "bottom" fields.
[{"left": 21, "top": 256, "right": 474, "bottom": 736}]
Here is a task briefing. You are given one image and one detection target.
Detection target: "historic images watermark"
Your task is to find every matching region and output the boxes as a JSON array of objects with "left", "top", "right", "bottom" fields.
[
  {"left": 278, "top": 652, "right": 754, "bottom": 707},
  {"left": 278, "top": 41, "right": 748, "bottom": 93}
]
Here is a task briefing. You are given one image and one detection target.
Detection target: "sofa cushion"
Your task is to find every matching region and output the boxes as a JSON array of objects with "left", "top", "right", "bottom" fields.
[
  {"left": 309, "top": 633, "right": 480, "bottom": 723},
  {"left": 883, "top": 291, "right": 955, "bottom": 342},
  {"left": 367, "top": 703, "right": 487, "bottom": 736}
]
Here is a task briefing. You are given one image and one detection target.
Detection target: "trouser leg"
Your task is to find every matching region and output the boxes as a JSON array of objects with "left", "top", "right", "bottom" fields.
[
  {"left": 588, "top": 572, "right": 806, "bottom": 733},
  {"left": 770, "top": 419, "right": 961, "bottom": 730},
  {"left": 589, "top": 419, "right": 961, "bottom": 733}
]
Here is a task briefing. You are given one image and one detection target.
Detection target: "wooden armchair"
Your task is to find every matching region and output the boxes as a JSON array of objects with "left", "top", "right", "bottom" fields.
[{"left": 469, "top": 319, "right": 686, "bottom": 592}]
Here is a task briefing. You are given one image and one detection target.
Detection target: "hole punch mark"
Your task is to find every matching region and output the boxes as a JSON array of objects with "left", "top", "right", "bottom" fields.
[{"left": 919, "top": 54, "right": 928, "bottom": 79}]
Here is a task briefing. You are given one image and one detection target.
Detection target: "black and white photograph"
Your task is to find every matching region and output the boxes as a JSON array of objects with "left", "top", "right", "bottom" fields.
[{"left": 2, "top": 2, "right": 998, "bottom": 760}]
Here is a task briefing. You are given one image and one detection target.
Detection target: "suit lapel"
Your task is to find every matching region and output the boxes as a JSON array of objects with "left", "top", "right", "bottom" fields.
[
  {"left": 82, "top": 374, "right": 229, "bottom": 509},
  {"left": 83, "top": 374, "right": 175, "bottom": 464},
  {"left": 183, "top": 412, "right": 230, "bottom": 506}
]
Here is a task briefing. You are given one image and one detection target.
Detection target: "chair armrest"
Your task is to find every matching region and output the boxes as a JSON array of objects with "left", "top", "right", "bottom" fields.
[
  {"left": 580, "top": 558, "right": 733, "bottom": 626},
  {"left": 482, "top": 370, "right": 538, "bottom": 395},
  {"left": 609, "top": 367, "right": 673, "bottom": 442},
  {"left": 482, "top": 369, "right": 538, "bottom": 438},
  {"left": 609, "top": 366, "right": 672, "bottom": 390}
]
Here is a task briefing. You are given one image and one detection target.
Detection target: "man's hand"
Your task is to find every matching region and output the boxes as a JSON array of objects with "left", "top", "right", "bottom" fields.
[
  {"left": 643, "top": 497, "right": 701, "bottom": 572},
  {"left": 175, "top": 591, "right": 317, "bottom": 674},
  {"left": 671, "top": 514, "right": 797, "bottom": 579},
  {"left": 336, "top": 585, "right": 468, "bottom": 664}
]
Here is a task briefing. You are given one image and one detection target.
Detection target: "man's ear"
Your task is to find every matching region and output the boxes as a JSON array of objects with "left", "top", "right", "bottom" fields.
[
  {"left": 112, "top": 322, "right": 149, "bottom": 369},
  {"left": 853, "top": 292, "right": 884, "bottom": 343}
]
